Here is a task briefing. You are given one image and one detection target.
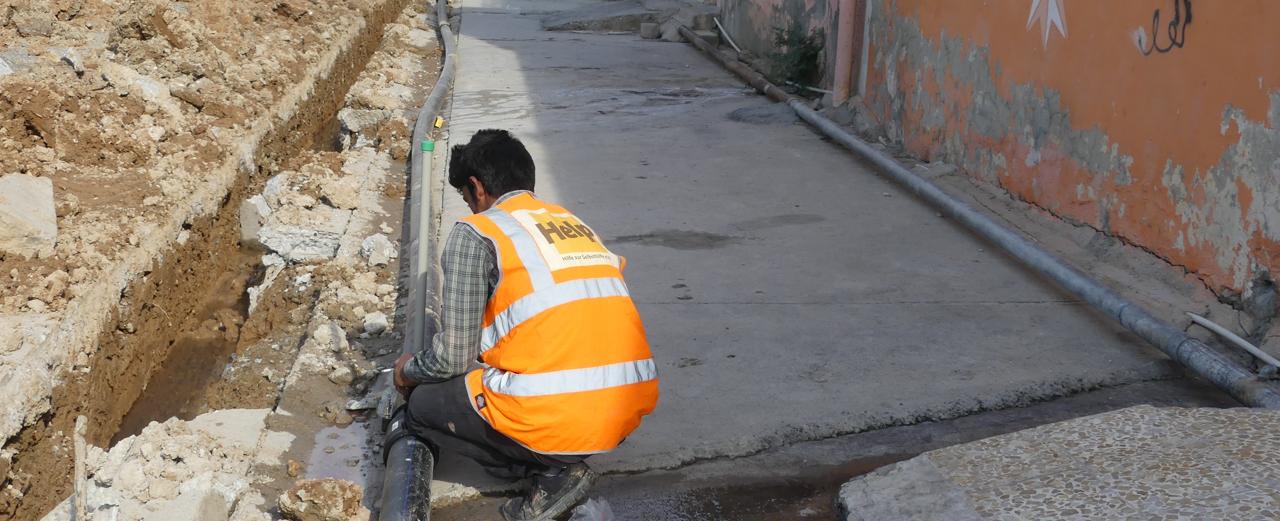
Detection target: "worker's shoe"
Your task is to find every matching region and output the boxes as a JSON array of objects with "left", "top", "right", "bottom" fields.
[{"left": 499, "top": 462, "right": 595, "bottom": 521}]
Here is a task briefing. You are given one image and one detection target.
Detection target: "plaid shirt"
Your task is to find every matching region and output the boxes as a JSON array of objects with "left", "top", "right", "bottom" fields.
[{"left": 402, "top": 191, "right": 529, "bottom": 383}]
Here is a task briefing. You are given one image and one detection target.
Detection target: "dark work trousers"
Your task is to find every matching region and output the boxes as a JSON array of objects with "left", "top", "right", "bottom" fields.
[{"left": 403, "top": 375, "right": 586, "bottom": 476}]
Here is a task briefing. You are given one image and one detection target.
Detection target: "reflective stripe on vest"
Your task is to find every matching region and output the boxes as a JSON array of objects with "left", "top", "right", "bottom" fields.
[
  {"left": 486, "top": 209, "right": 556, "bottom": 290},
  {"left": 479, "top": 277, "right": 631, "bottom": 352},
  {"left": 482, "top": 358, "right": 658, "bottom": 397}
]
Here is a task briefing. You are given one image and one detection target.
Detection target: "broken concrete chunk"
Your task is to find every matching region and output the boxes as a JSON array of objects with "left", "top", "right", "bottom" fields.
[
  {"left": 259, "top": 226, "right": 345, "bottom": 263},
  {"left": 13, "top": 8, "right": 54, "bottom": 37},
  {"left": 319, "top": 175, "right": 362, "bottom": 210},
  {"left": 262, "top": 174, "right": 290, "bottom": 208},
  {"left": 258, "top": 206, "right": 351, "bottom": 263},
  {"left": 247, "top": 254, "right": 285, "bottom": 314},
  {"left": 354, "top": 85, "right": 415, "bottom": 111},
  {"left": 360, "top": 234, "right": 396, "bottom": 267},
  {"left": 0, "top": 174, "right": 58, "bottom": 258},
  {"left": 659, "top": 19, "right": 685, "bottom": 42},
  {"left": 186, "top": 409, "right": 270, "bottom": 449},
  {"left": 239, "top": 195, "right": 272, "bottom": 249},
  {"left": 39, "top": 410, "right": 260, "bottom": 521},
  {"left": 692, "top": 29, "right": 719, "bottom": 47},
  {"left": 99, "top": 62, "right": 184, "bottom": 120},
  {"left": 278, "top": 478, "right": 370, "bottom": 521},
  {"left": 639, "top": 22, "right": 660, "bottom": 39},
  {"left": 327, "top": 365, "right": 354, "bottom": 386},
  {"left": 0, "top": 48, "right": 36, "bottom": 76},
  {"left": 0, "top": 314, "right": 56, "bottom": 356},
  {"left": 404, "top": 28, "right": 436, "bottom": 49},
  {"left": 279, "top": 192, "right": 317, "bottom": 209},
  {"left": 691, "top": 13, "right": 715, "bottom": 31},
  {"left": 55, "top": 47, "right": 84, "bottom": 74},
  {"left": 337, "top": 108, "right": 391, "bottom": 136},
  {"left": 0, "top": 451, "right": 11, "bottom": 484},
  {"left": 362, "top": 312, "right": 388, "bottom": 336}
]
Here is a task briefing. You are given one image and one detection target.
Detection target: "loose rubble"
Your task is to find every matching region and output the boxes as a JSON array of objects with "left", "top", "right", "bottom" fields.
[
  {"left": 278, "top": 478, "right": 371, "bottom": 521},
  {"left": 360, "top": 234, "right": 397, "bottom": 267},
  {"left": 40, "top": 409, "right": 290, "bottom": 521},
  {"left": 0, "top": 173, "right": 57, "bottom": 258},
  {"left": 6, "top": 0, "right": 440, "bottom": 517}
]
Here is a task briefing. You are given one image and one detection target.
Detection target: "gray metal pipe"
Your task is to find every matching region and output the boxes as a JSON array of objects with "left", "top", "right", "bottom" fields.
[
  {"left": 381, "top": 1, "right": 458, "bottom": 520},
  {"left": 406, "top": 0, "right": 458, "bottom": 360},
  {"left": 679, "top": 27, "right": 1280, "bottom": 409}
]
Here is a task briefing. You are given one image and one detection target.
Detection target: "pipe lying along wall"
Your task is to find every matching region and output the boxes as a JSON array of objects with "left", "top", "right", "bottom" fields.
[
  {"left": 676, "top": 25, "right": 1280, "bottom": 410},
  {"left": 380, "top": 1, "right": 458, "bottom": 520}
]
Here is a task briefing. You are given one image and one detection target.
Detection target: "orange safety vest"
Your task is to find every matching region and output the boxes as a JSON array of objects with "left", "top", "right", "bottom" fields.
[{"left": 461, "top": 192, "right": 659, "bottom": 455}]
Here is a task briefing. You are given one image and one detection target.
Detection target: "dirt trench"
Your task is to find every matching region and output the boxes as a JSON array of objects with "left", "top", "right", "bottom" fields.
[{"left": 0, "top": 0, "right": 412, "bottom": 518}]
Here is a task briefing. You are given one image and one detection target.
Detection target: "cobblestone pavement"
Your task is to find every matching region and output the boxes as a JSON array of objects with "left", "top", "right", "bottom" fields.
[{"left": 840, "top": 406, "right": 1280, "bottom": 520}]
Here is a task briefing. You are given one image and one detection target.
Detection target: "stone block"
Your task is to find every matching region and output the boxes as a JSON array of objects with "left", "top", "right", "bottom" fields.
[
  {"left": 278, "top": 478, "right": 370, "bottom": 521},
  {"left": 838, "top": 457, "right": 983, "bottom": 521},
  {"left": 693, "top": 29, "right": 720, "bottom": 47},
  {"left": 362, "top": 312, "right": 388, "bottom": 336},
  {"left": 404, "top": 28, "right": 436, "bottom": 49},
  {"left": 13, "top": 8, "right": 54, "bottom": 37},
  {"left": 319, "top": 176, "right": 362, "bottom": 210},
  {"left": 262, "top": 174, "right": 290, "bottom": 208},
  {"left": 0, "top": 174, "right": 57, "bottom": 258},
  {"left": 186, "top": 409, "right": 270, "bottom": 450},
  {"left": 140, "top": 474, "right": 235, "bottom": 521},
  {"left": 692, "top": 13, "right": 715, "bottom": 31},
  {"left": 659, "top": 19, "right": 685, "bottom": 42},
  {"left": 258, "top": 206, "right": 351, "bottom": 263},
  {"left": 99, "top": 62, "right": 184, "bottom": 120},
  {"left": 639, "top": 22, "right": 660, "bottom": 39},
  {"left": 239, "top": 195, "right": 272, "bottom": 248},
  {"left": 360, "top": 234, "right": 396, "bottom": 267},
  {"left": 0, "top": 48, "right": 36, "bottom": 77},
  {"left": 55, "top": 47, "right": 84, "bottom": 74},
  {"left": 336, "top": 108, "right": 391, "bottom": 136}
]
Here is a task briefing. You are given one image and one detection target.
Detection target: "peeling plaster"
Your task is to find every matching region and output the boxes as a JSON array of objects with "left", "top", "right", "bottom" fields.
[
  {"left": 1163, "top": 94, "right": 1280, "bottom": 295},
  {"left": 855, "top": 0, "right": 1280, "bottom": 304},
  {"left": 866, "top": 2, "right": 1134, "bottom": 186}
]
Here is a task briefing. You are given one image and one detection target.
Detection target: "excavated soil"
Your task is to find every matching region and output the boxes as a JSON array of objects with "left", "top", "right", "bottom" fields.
[{"left": 0, "top": 0, "right": 417, "bottom": 518}]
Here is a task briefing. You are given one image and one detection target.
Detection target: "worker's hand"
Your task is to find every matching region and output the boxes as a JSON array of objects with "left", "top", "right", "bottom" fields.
[{"left": 393, "top": 353, "right": 416, "bottom": 398}]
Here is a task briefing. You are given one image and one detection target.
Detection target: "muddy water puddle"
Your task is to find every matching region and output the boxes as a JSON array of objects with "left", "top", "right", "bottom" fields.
[{"left": 111, "top": 246, "right": 264, "bottom": 444}]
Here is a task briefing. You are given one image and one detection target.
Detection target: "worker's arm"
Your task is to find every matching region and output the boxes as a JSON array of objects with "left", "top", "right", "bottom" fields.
[{"left": 397, "top": 224, "right": 493, "bottom": 387}]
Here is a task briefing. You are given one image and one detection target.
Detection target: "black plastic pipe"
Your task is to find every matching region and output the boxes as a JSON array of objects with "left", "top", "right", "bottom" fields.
[{"left": 379, "top": 412, "right": 436, "bottom": 521}]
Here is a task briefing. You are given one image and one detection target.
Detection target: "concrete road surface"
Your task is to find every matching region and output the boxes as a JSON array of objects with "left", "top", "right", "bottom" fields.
[{"left": 426, "top": 0, "right": 1195, "bottom": 502}]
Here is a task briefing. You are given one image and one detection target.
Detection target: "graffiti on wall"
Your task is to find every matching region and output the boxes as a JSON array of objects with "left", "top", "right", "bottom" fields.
[
  {"left": 1026, "top": 0, "right": 1068, "bottom": 48},
  {"left": 1132, "top": 0, "right": 1192, "bottom": 55}
]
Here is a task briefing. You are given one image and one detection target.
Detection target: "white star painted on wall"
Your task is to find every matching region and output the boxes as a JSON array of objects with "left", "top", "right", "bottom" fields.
[{"left": 1026, "top": 0, "right": 1068, "bottom": 48}]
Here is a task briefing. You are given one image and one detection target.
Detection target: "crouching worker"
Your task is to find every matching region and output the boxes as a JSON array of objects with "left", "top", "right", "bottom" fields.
[{"left": 393, "top": 129, "right": 660, "bottom": 520}]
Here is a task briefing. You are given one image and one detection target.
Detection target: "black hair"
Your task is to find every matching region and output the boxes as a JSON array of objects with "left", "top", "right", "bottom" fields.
[{"left": 448, "top": 129, "right": 535, "bottom": 197}]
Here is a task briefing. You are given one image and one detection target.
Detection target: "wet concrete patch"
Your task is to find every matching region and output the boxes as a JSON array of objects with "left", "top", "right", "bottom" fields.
[
  {"left": 731, "top": 213, "right": 825, "bottom": 231},
  {"left": 612, "top": 229, "right": 738, "bottom": 250},
  {"left": 728, "top": 104, "right": 800, "bottom": 125}
]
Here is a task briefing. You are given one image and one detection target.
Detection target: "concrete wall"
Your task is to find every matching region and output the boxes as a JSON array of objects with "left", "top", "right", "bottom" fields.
[
  {"left": 720, "top": 0, "right": 837, "bottom": 84},
  {"left": 843, "top": 0, "right": 1280, "bottom": 309}
]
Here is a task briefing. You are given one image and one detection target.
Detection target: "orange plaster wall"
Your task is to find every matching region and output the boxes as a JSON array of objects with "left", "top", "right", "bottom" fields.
[{"left": 860, "top": 0, "right": 1280, "bottom": 299}]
